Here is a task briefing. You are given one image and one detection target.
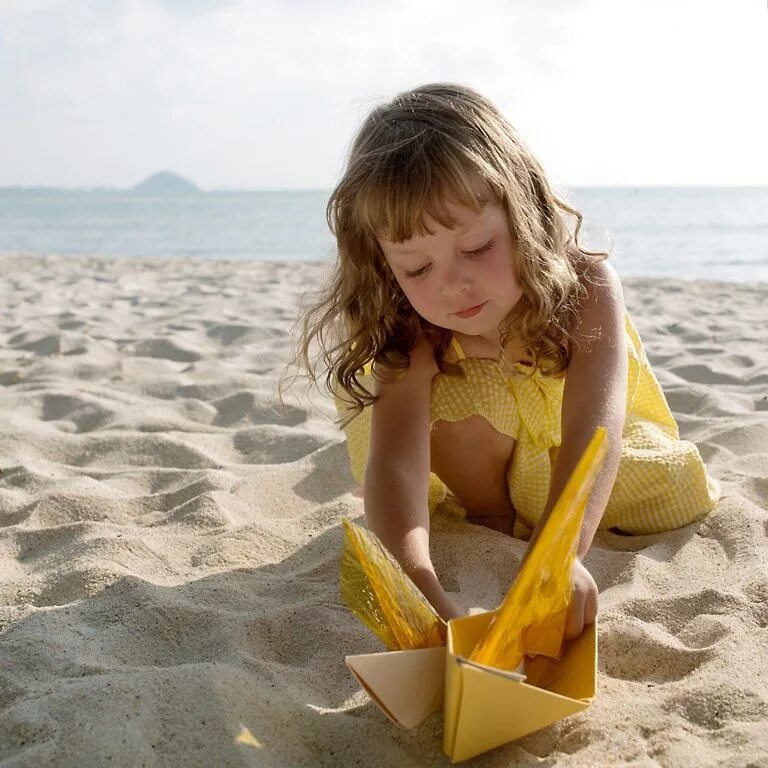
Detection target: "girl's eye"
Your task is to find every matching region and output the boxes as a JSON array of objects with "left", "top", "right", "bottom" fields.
[
  {"left": 405, "top": 265, "right": 429, "bottom": 279},
  {"left": 466, "top": 239, "right": 494, "bottom": 257},
  {"left": 403, "top": 240, "right": 494, "bottom": 279}
]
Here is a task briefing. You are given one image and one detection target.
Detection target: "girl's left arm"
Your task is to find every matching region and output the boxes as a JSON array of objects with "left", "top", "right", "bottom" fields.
[
  {"left": 526, "top": 259, "right": 628, "bottom": 635},
  {"left": 549, "top": 258, "right": 628, "bottom": 557}
]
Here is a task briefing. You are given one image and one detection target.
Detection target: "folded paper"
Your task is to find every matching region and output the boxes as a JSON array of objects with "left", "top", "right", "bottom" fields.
[
  {"left": 342, "top": 427, "right": 608, "bottom": 761},
  {"left": 340, "top": 518, "right": 446, "bottom": 650},
  {"left": 346, "top": 646, "right": 446, "bottom": 729},
  {"left": 445, "top": 611, "right": 596, "bottom": 762}
]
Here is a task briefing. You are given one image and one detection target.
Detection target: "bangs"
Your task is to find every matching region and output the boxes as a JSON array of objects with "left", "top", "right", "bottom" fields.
[{"left": 352, "top": 138, "right": 499, "bottom": 244}]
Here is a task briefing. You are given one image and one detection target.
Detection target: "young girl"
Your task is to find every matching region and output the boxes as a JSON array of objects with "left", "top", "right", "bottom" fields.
[{"left": 293, "top": 83, "right": 719, "bottom": 639}]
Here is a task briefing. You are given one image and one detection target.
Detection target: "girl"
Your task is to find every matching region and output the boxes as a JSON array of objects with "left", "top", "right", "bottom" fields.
[{"left": 292, "top": 83, "right": 719, "bottom": 639}]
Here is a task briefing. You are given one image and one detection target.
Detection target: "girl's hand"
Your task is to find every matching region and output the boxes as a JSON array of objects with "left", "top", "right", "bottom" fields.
[
  {"left": 432, "top": 588, "right": 464, "bottom": 623},
  {"left": 564, "top": 558, "right": 598, "bottom": 640}
]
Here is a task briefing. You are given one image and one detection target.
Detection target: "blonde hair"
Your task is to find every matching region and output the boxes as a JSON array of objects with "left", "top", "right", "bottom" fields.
[{"left": 287, "top": 82, "right": 608, "bottom": 422}]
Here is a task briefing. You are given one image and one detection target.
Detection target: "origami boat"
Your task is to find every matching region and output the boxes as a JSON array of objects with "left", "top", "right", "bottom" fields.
[{"left": 343, "top": 427, "right": 607, "bottom": 762}]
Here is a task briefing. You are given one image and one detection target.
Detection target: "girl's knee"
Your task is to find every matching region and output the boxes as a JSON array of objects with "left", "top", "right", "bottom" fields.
[{"left": 430, "top": 416, "right": 515, "bottom": 517}]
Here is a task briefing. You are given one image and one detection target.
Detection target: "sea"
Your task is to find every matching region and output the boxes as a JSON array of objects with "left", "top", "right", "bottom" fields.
[{"left": 1, "top": 187, "right": 766, "bottom": 282}]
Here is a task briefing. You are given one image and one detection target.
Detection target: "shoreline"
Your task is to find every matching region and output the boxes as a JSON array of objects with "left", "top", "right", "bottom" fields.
[{"left": 2, "top": 251, "right": 768, "bottom": 287}]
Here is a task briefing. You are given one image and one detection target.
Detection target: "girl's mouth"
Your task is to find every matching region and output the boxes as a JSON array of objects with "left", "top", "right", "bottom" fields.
[{"left": 455, "top": 302, "right": 487, "bottom": 319}]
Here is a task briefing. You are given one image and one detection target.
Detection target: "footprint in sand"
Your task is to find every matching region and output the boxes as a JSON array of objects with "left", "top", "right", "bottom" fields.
[
  {"left": 662, "top": 322, "right": 711, "bottom": 343},
  {"left": 68, "top": 433, "right": 221, "bottom": 470},
  {"left": 708, "top": 422, "right": 768, "bottom": 456},
  {"left": 624, "top": 588, "right": 745, "bottom": 627},
  {"left": 232, "top": 425, "right": 329, "bottom": 464},
  {"left": 668, "top": 364, "right": 743, "bottom": 386},
  {"left": 205, "top": 323, "right": 287, "bottom": 346},
  {"left": 211, "top": 391, "right": 308, "bottom": 428},
  {"left": 132, "top": 337, "right": 202, "bottom": 363},
  {"left": 38, "top": 393, "right": 116, "bottom": 433},
  {"left": 663, "top": 388, "right": 747, "bottom": 418},
  {"left": 148, "top": 474, "right": 237, "bottom": 511},
  {"left": 663, "top": 682, "right": 768, "bottom": 730},
  {"left": 599, "top": 617, "right": 715, "bottom": 682},
  {"left": 8, "top": 331, "right": 88, "bottom": 356},
  {"left": 622, "top": 589, "right": 743, "bottom": 650}
]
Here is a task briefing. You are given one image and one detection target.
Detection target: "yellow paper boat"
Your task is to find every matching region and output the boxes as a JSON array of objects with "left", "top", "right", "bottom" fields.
[
  {"left": 346, "top": 645, "right": 447, "bottom": 729},
  {"left": 444, "top": 611, "right": 597, "bottom": 762},
  {"left": 344, "top": 427, "right": 607, "bottom": 762}
]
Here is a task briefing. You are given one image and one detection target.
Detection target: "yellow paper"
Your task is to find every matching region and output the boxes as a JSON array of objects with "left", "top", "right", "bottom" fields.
[
  {"left": 340, "top": 519, "right": 446, "bottom": 650},
  {"left": 445, "top": 610, "right": 597, "bottom": 762},
  {"left": 342, "top": 429, "right": 607, "bottom": 759},
  {"left": 346, "top": 646, "right": 446, "bottom": 729},
  {"left": 469, "top": 427, "right": 608, "bottom": 672}
]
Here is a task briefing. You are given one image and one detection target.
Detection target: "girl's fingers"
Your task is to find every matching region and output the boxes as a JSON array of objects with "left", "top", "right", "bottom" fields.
[
  {"left": 584, "top": 585, "right": 599, "bottom": 625},
  {"left": 564, "top": 587, "right": 586, "bottom": 640}
]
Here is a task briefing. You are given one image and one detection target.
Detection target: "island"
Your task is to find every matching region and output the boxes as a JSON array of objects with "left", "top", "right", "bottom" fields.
[{"left": 132, "top": 170, "right": 199, "bottom": 194}]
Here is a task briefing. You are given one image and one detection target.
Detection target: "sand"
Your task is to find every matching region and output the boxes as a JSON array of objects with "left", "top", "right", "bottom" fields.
[{"left": 0, "top": 253, "right": 766, "bottom": 768}]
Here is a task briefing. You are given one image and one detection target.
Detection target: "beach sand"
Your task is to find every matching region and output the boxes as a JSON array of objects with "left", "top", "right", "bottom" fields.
[{"left": 1, "top": 254, "right": 766, "bottom": 767}]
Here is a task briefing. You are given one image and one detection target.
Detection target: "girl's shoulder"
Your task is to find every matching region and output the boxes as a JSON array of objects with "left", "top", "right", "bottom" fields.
[
  {"left": 581, "top": 255, "right": 621, "bottom": 282},
  {"left": 566, "top": 258, "right": 627, "bottom": 360},
  {"left": 574, "top": 258, "right": 625, "bottom": 319},
  {"left": 367, "top": 337, "right": 436, "bottom": 449}
]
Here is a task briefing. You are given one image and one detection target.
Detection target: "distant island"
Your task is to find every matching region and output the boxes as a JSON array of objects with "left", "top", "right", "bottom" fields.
[{"left": 132, "top": 171, "right": 199, "bottom": 194}]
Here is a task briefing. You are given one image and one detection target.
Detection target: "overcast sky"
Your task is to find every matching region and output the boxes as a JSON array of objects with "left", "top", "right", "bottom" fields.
[{"left": 1, "top": 0, "right": 767, "bottom": 189}]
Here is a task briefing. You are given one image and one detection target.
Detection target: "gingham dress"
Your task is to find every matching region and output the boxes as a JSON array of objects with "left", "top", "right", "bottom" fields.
[{"left": 336, "top": 312, "right": 720, "bottom": 535}]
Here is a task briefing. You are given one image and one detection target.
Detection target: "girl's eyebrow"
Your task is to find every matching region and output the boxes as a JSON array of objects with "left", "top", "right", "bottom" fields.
[
  {"left": 393, "top": 247, "right": 429, "bottom": 257},
  {"left": 389, "top": 224, "right": 486, "bottom": 256}
]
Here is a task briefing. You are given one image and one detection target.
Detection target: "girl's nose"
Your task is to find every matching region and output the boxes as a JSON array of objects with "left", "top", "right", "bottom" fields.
[{"left": 440, "top": 260, "right": 470, "bottom": 297}]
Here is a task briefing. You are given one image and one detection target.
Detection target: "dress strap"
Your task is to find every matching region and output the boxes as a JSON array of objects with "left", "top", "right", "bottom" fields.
[{"left": 450, "top": 336, "right": 467, "bottom": 360}]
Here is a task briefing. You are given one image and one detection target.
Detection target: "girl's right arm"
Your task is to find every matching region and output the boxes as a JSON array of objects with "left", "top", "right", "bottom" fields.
[{"left": 364, "top": 337, "right": 462, "bottom": 621}]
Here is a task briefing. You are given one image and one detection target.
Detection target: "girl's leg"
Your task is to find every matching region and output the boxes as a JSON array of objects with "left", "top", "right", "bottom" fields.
[{"left": 430, "top": 415, "right": 516, "bottom": 536}]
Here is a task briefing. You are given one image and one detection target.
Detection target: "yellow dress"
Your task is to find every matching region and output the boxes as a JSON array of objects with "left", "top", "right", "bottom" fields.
[{"left": 335, "top": 313, "right": 720, "bottom": 535}]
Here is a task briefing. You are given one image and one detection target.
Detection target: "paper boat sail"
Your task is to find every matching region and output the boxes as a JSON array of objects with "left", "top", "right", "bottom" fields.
[
  {"left": 340, "top": 518, "right": 446, "bottom": 651},
  {"left": 341, "top": 427, "right": 608, "bottom": 760},
  {"left": 341, "top": 520, "right": 448, "bottom": 728},
  {"left": 469, "top": 427, "right": 608, "bottom": 672}
]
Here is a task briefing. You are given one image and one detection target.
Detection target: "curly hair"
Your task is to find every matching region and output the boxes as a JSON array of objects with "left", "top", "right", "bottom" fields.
[{"left": 284, "top": 82, "right": 608, "bottom": 424}]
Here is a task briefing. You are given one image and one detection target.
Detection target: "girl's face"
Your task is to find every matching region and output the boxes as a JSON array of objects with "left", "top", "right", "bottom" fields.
[{"left": 377, "top": 195, "right": 523, "bottom": 344}]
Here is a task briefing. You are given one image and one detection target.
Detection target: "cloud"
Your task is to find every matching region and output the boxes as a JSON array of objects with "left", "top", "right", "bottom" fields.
[
  {"left": 149, "top": 0, "right": 240, "bottom": 13},
  {"left": 0, "top": 0, "right": 765, "bottom": 187},
  {"left": 1, "top": 0, "right": 576, "bottom": 185}
]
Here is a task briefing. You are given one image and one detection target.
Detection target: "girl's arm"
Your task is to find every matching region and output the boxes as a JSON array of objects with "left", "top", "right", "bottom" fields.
[
  {"left": 554, "top": 259, "right": 628, "bottom": 556},
  {"left": 526, "top": 260, "right": 628, "bottom": 632},
  {"left": 365, "top": 337, "right": 462, "bottom": 621}
]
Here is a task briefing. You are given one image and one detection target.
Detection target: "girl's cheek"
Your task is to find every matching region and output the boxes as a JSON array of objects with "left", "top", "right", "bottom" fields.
[
  {"left": 400, "top": 284, "right": 422, "bottom": 309},
  {"left": 490, "top": 253, "right": 519, "bottom": 287},
  {"left": 405, "top": 284, "right": 435, "bottom": 315},
  {"left": 418, "top": 283, "right": 439, "bottom": 307}
]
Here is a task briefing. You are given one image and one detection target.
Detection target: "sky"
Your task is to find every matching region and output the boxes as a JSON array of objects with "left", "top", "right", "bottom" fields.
[{"left": 1, "top": 0, "right": 767, "bottom": 189}]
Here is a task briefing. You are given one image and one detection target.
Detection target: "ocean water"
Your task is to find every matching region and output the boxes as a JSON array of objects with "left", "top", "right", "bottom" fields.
[{"left": 1, "top": 187, "right": 766, "bottom": 282}]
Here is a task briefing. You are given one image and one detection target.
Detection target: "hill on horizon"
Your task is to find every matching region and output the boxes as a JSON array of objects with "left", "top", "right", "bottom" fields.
[{"left": 132, "top": 171, "right": 199, "bottom": 194}]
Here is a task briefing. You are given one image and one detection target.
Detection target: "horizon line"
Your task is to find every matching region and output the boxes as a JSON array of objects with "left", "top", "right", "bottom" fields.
[{"left": 2, "top": 183, "right": 768, "bottom": 192}]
